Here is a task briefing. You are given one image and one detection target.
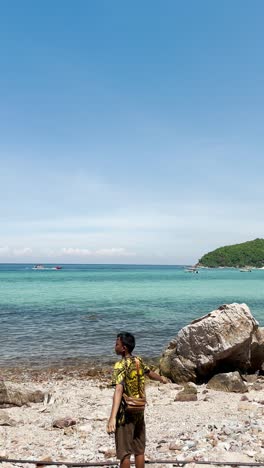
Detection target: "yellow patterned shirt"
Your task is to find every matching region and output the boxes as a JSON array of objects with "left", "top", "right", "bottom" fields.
[{"left": 111, "top": 356, "right": 150, "bottom": 425}]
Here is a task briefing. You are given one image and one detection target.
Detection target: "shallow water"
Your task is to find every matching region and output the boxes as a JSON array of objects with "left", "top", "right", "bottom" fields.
[{"left": 1, "top": 264, "right": 263, "bottom": 367}]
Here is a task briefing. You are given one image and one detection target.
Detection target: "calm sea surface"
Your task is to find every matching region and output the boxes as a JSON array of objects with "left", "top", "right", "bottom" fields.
[{"left": 1, "top": 263, "right": 264, "bottom": 367}]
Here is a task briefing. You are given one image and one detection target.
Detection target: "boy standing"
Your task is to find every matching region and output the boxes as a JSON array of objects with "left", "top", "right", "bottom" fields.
[{"left": 107, "top": 332, "right": 168, "bottom": 468}]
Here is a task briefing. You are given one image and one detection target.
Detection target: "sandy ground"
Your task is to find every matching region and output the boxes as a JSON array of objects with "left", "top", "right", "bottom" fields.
[{"left": 1, "top": 368, "right": 264, "bottom": 467}]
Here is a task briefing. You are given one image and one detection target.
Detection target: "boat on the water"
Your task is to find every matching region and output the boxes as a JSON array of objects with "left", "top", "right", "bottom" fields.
[
  {"left": 240, "top": 268, "right": 252, "bottom": 272},
  {"left": 184, "top": 267, "right": 199, "bottom": 273},
  {"left": 32, "top": 265, "right": 62, "bottom": 270}
]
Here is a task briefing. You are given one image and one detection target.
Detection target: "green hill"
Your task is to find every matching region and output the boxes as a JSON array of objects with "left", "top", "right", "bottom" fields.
[{"left": 198, "top": 238, "right": 264, "bottom": 268}]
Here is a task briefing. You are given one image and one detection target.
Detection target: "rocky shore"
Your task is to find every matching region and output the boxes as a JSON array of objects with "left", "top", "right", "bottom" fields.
[
  {"left": 1, "top": 370, "right": 264, "bottom": 468},
  {"left": 2, "top": 302, "right": 264, "bottom": 468}
]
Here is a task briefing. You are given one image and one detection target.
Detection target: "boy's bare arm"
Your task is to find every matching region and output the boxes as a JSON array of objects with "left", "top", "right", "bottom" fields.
[
  {"left": 107, "top": 383, "right": 123, "bottom": 433},
  {"left": 148, "top": 370, "right": 169, "bottom": 383}
]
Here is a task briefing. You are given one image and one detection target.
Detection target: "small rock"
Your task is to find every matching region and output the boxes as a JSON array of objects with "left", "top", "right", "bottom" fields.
[
  {"left": 175, "top": 384, "right": 198, "bottom": 402},
  {"left": 175, "top": 392, "right": 197, "bottom": 402},
  {"left": 240, "top": 394, "right": 249, "bottom": 401},
  {"left": 222, "top": 428, "right": 232, "bottom": 436},
  {"left": 98, "top": 446, "right": 108, "bottom": 454},
  {"left": 169, "top": 441, "right": 182, "bottom": 451},
  {"left": 36, "top": 457, "right": 53, "bottom": 467},
  {"left": 252, "top": 383, "right": 263, "bottom": 391},
  {"left": 203, "top": 396, "right": 211, "bottom": 401},
  {"left": 243, "top": 374, "right": 259, "bottom": 384},
  {"left": 217, "top": 441, "right": 230, "bottom": 451},
  {"left": 52, "top": 417, "right": 77, "bottom": 429},
  {"left": 104, "top": 449, "right": 116, "bottom": 459},
  {"left": 0, "top": 410, "right": 16, "bottom": 426}
]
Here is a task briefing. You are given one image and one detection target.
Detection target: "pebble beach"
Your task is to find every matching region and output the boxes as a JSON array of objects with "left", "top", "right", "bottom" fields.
[{"left": 1, "top": 367, "right": 264, "bottom": 468}]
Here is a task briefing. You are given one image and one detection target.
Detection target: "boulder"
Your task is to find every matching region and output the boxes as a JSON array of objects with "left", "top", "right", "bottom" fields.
[
  {"left": 207, "top": 371, "right": 248, "bottom": 392},
  {"left": 0, "top": 380, "right": 44, "bottom": 407},
  {"left": 0, "top": 380, "right": 8, "bottom": 405},
  {"left": 160, "top": 303, "right": 259, "bottom": 383},
  {"left": 250, "top": 327, "right": 264, "bottom": 371}
]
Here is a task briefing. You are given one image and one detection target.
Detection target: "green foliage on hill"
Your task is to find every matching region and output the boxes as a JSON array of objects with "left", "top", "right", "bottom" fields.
[{"left": 198, "top": 239, "right": 264, "bottom": 268}]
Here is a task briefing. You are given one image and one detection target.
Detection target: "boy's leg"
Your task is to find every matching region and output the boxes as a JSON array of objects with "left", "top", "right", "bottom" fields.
[
  {"left": 115, "top": 422, "right": 134, "bottom": 464},
  {"left": 133, "top": 417, "right": 146, "bottom": 468},
  {"left": 120, "top": 453, "right": 144, "bottom": 468},
  {"left": 120, "top": 455, "right": 131, "bottom": 468},
  {"left": 135, "top": 453, "right": 145, "bottom": 468}
]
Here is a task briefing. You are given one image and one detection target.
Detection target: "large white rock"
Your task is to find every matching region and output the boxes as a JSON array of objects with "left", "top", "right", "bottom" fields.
[{"left": 160, "top": 303, "right": 259, "bottom": 383}]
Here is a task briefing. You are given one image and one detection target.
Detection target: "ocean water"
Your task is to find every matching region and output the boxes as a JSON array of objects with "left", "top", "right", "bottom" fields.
[{"left": 1, "top": 263, "right": 264, "bottom": 367}]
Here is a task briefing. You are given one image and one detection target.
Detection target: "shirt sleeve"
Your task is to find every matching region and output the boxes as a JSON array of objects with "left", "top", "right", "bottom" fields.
[
  {"left": 138, "top": 356, "right": 150, "bottom": 374},
  {"left": 111, "top": 361, "right": 126, "bottom": 386}
]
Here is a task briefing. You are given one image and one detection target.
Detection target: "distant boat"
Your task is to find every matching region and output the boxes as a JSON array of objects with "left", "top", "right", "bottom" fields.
[
  {"left": 184, "top": 267, "right": 199, "bottom": 273},
  {"left": 32, "top": 265, "right": 62, "bottom": 270},
  {"left": 240, "top": 268, "right": 252, "bottom": 272}
]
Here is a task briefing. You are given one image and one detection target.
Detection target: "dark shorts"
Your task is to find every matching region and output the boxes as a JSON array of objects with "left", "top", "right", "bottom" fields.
[{"left": 115, "top": 416, "right": 146, "bottom": 461}]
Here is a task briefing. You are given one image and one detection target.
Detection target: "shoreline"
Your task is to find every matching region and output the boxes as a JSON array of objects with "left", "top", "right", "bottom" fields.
[{"left": 0, "top": 356, "right": 160, "bottom": 383}]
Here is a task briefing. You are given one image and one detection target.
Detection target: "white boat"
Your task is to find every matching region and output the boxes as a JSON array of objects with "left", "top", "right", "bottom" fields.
[
  {"left": 32, "top": 265, "right": 62, "bottom": 270},
  {"left": 184, "top": 267, "right": 199, "bottom": 273}
]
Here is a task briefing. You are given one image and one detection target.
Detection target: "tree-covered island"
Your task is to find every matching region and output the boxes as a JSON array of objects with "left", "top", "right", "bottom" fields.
[{"left": 198, "top": 238, "right": 264, "bottom": 268}]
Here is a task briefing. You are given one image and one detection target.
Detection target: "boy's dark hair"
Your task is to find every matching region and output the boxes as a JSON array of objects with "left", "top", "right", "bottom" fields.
[{"left": 117, "top": 332, "right": 135, "bottom": 353}]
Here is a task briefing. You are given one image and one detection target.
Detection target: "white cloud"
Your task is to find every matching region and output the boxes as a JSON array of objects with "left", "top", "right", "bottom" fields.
[
  {"left": 95, "top": 248, "right": 135, "bottom": 257},
  {"left": 61, "top": 247, "right": 135, "bottom": 257},
  {"left": 62, "top": 248, "right": 92, "bottom": 256},
  {"left": 0, "top": 246, "right": 33, "bottom": 258},
  {"left": 13, "top": 247, "right": 33, "bottom": 256},
  {"left": 0, "top": 246, "right": 10, "bottom": 255}
]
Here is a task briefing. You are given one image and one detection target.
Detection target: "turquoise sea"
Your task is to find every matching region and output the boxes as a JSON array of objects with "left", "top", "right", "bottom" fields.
[{"left": 1, "top": 264, "right": 264, "bottom": 368}]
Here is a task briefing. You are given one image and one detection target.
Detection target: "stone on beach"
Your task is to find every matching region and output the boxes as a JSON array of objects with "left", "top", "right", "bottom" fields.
[
  {"left": 0, "top": 409, "right": 16, "bottom": 426},
  {"left": 52, "top": 417, "right": 77, "bottom": 428},
  {"left": 160, "top": 303, "right": 262, "bottom": 383},
  {"left": 174, "top": 382, "right": 198, "bottom": 401},
  {"left": 207, "top": 371, "right": 248, "bottom": 393},
  {"left": 0, "top": 380, "right": 45, "bottom": 407}
]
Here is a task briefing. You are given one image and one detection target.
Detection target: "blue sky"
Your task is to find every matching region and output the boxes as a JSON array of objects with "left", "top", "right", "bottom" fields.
[{"left": 1, "top": 1, "right": 264, "bottom": 264}]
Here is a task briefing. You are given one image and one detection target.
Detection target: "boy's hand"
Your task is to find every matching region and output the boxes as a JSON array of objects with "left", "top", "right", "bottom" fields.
[
  {"left": 160, "top": 376, "right": 170, "bottom": 384},
  {"left": 107, "top": 417, "right": 116, "bottom": 434}
]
